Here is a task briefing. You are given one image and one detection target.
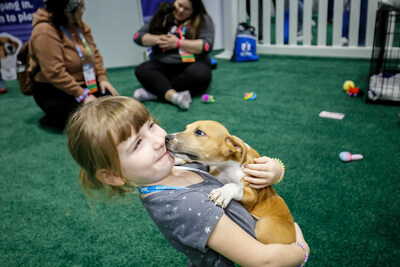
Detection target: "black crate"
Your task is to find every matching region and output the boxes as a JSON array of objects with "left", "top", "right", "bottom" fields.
[{"left": 368, "top": 4, "right": 400, "bottom": 105}]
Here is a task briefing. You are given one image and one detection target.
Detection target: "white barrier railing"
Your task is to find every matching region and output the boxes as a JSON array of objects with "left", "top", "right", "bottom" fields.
[{"left": 216, "top": 0, "right": 379, "bottom": 59}]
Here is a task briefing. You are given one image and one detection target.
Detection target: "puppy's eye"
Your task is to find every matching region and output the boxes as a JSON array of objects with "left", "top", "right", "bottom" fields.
[{"left": 194, "top": 129, "right": 205, "bottom": 136}]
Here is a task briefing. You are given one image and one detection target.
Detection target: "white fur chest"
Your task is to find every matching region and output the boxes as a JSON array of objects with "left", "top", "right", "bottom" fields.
[{"left": 210, "top": 160, "right": 244, "bottom": 185}]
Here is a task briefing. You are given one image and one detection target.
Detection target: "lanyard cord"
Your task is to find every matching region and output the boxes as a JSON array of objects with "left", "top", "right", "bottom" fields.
[
  {"left": 61, "top": 26, "right": 92, "bottom": 58},
  {"left": 137, "top": 185, "right": 187, "bottom": 194},
  {"left": 137, "top": 166, "right": 209, "bottom": 194}
]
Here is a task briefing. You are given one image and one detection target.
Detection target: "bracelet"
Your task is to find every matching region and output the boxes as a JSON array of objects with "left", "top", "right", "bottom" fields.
[
  {"left": 176, "top": 39, "right": 181, "bottom": 49},
  {"left": 75, "top": 88, "right": 90, "bottom": 103},
  {"left": 272, "top": 158, "right": 285, "bottom": 184},
  {"left": 291, "top": 242, "right": 309, "bottom": 267}
]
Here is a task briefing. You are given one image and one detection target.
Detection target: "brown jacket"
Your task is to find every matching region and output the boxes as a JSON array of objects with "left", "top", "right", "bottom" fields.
[{"left": 29, "top": 8, "right": 107, "bottom": 97}]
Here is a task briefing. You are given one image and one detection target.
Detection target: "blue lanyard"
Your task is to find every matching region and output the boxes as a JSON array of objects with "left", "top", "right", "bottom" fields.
[
  {"left": 137, "top": 185, "right": 186, "bottom": 194},
  {"left": 61, "top": 26, "right": 92, "bottom": 58}
]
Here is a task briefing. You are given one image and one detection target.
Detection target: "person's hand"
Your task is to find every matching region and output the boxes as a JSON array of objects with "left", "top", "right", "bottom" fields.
[
  {"left": 158, "top": 33, "right": 179, "bottom": 50},
  {"left": 99, "top": 81, "right": 119, "bottom": 96},
  {"left": 243, "top": 156, "right": 283, "bottom": 188},
  {"left": 83, "top": 94, "right": 97, "bottom": 104}
]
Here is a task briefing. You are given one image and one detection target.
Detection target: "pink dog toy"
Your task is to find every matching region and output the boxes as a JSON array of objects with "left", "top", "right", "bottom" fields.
[
  {"left": 339, "top": 151, "right": 363, "bottom": 162},
  {"left": 202, "top": 94, "right": 215, "bottom": 103}
]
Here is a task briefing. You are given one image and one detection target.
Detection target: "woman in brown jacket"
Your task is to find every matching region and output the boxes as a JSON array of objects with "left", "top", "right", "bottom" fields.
[{"left": 30, "top": 0, "right": 118, "bottom": 130}]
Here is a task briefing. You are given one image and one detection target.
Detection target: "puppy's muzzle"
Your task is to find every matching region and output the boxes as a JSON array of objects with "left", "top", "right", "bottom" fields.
[
  {"left": 5, "top": 42, "right": 16, "bottom": 55},
  {"left": 165, "top": 134, "right": 174, "bottom": 146},
  {"left": 165, "top": 134, "right": 198, "bottom": 161}
]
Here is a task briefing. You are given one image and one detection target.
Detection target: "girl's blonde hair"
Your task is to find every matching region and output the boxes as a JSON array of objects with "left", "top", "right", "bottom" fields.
[{"left": 65, "top": 96, "right": 151, "bottom": 199}]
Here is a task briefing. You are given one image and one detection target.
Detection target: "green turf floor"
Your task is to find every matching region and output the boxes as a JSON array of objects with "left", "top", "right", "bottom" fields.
[{"left": 1, "top": 52, "right": 399, "bottom": 266}]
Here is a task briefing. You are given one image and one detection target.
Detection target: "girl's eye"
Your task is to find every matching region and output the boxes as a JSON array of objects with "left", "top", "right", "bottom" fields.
[
  {"left": 194, "top": 129, "right": 205, "bottom": 136},
  {"left": 134, "top": 139, "right": 142, "bottom": 150},
  {"left": 149, "top": 121, "right": 155, "bottom": 129}
]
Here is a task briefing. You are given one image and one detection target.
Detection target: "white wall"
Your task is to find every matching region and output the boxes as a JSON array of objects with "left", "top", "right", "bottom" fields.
[
  {"left": 84, "top": 0, "right": 224, "bottom": 68},
  {"left": 84, "top": 0, "right": 145, "bottom": 68},
  {"left": 203, "top": 0, "right": 224, "bottom": 50}
]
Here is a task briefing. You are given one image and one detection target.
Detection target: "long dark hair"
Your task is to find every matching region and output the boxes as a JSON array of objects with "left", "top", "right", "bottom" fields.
[
  {"left": 45, "top": 0, "right": 78, "bottom": 27},
  {"left": 185, "top": 0, "right": 208, "bottom": 39}
]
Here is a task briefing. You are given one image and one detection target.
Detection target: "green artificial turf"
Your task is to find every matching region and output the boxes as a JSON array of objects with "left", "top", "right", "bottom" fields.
[{"left": 1, "top": 52, "right": 399, "bottom": 266}]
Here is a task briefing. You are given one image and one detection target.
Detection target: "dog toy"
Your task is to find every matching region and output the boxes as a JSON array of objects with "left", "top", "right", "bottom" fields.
[
  {"left": 342, "top": 80, "right": 363, "bottom": 97},
  {"left": 202, "top": 94, "right": 215, "bottom": 103},
  {"left": 343, "top": 80, "right": 355, "bottom": 91},
  {"left": 339, "top": 151, "right": 363, "bottom": 162},
  {"left": 0, "top": 80, "right": 7, "bottom": 94},
  {"left": 244, "top": 92, "right": 257, "bottom": 100}
]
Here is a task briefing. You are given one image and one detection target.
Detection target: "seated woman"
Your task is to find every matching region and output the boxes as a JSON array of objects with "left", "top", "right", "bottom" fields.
[
  {"left": 29, "top": 0, "right": 118, "bottom": 130},
  {"left": 133, "top": 0, "right": 214, "bottom": 110}
]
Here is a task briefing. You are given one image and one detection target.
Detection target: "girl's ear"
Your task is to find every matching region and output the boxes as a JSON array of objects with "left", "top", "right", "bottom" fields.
[{"left": 96, "top": 170, "right": 126, "bottom": 186}]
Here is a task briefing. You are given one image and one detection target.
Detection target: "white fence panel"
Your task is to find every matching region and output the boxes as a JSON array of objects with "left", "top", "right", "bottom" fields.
[{"left": 216, "top": 0, "right": 380, "bottom": 59}]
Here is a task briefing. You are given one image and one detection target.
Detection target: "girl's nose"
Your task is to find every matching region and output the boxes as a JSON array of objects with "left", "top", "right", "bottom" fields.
[{"left": 153, "top": 134, "right": 165, "bottom": 150}]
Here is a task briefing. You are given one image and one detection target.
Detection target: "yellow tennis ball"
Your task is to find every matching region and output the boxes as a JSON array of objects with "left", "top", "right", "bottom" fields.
[{"left": 343, "top": 80, "right": 355, "bottom": 91}]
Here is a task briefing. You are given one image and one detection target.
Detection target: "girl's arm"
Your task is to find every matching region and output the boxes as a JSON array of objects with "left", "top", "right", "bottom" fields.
[{"left": 207, "top": 214, "right": 309, "bottom": 267}]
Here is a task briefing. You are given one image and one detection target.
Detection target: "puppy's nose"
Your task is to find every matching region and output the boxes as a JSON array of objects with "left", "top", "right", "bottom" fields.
[{"left": 165, "top": 135, "right": 174, "bottom": 145}]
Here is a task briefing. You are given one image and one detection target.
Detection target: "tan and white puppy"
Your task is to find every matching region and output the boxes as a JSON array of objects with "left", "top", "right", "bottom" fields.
[
  {"left": 0, "top": 36, "right": 19, "bottom": 59},
  {"left": 0, "top": 35, "right": 21, "bottom": 80},
  {"left": 166, "top": 120, "right": 295, "bottom": 244}
]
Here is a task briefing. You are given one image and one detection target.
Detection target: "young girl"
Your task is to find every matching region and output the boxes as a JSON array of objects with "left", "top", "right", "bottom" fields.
[{"left": 66, "top": 96, "right": 309, "bottom": 266}]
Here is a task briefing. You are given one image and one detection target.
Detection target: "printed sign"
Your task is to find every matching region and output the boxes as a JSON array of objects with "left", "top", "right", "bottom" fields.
[{"left": 0, "top": 0, "right": 43, "bottom": 80}]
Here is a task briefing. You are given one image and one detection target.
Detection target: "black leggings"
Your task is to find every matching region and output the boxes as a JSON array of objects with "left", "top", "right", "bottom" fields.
[
  {"left": 32, "top": 81, "right": 111, "bottom": 129},
  {"left": 134, "top": 60, "right": 212, "bottom": 98}
]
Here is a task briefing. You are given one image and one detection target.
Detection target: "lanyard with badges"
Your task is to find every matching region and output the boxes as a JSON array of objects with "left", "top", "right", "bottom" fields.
[
  {"left": 170, "top": 23, "right": 195, "bottom": 63},
  {"left": 61, "top": 26, "right": 98, "bottom": 94}
]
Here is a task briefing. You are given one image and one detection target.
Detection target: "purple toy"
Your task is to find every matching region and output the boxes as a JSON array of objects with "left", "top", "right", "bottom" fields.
[
  {"left": 202, "top": 94, "right": 215, "bottom": 103},
  {"left": 339, "top": 151, "right": 363, "bottom": 162}
]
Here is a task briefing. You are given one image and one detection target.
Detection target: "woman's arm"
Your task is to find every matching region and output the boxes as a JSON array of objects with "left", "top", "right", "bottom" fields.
[
  {"left": 207, "top": 214, "right": 309, "bottom": 267},
  {"left": 158, "top": 14, "right": 214, "bottom": 55},
  {"left": 140, "top": 33, "right": 166, "bottom": 47},
  {"left": 158, "top": 34, "right": 204, "bottom": 54}
]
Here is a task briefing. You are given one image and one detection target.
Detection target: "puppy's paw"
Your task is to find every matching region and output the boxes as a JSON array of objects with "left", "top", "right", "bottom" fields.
[
  {"left": 209, "top": 183, "right": 244, "bottom": 209},
  {"left": 209, "top": 187, "right": 233, "bottom": 209}
]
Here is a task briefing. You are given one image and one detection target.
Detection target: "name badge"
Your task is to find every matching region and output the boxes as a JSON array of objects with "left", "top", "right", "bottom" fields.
[{"left": 83, "top": 63, "right": 98, "bottom": 93}]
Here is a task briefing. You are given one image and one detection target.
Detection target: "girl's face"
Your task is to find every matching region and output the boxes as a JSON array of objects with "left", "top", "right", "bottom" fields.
[
  {"left": 173, "top": 0, "right": 193, "bottom": 22},
  {"left": 116, "top": 120, "right": 175, "bottom": 187}
]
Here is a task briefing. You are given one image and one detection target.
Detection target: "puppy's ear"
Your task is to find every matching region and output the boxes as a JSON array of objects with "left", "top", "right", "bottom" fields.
[
  {"left": 225, "top": 135, "right": 247, "bottom": 163},
  {"left": 96, "top": 169, "right": 125, "bottom": 186},
  {"left": 12, "top": 40, "right": 19, "bottom": 49}
]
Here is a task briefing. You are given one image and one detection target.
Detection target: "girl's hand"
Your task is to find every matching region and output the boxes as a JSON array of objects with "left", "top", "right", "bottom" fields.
[
  {"left": 243, "top": 156, "right": 283, "bottom": 188},
  {"left": 99, "top": 81, "right": 119, "bottom": 96}
]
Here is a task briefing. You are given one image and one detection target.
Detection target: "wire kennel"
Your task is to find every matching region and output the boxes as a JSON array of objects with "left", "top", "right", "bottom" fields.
[{"left": 368, "top": 3, "right": 400, "bottom": 104}]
